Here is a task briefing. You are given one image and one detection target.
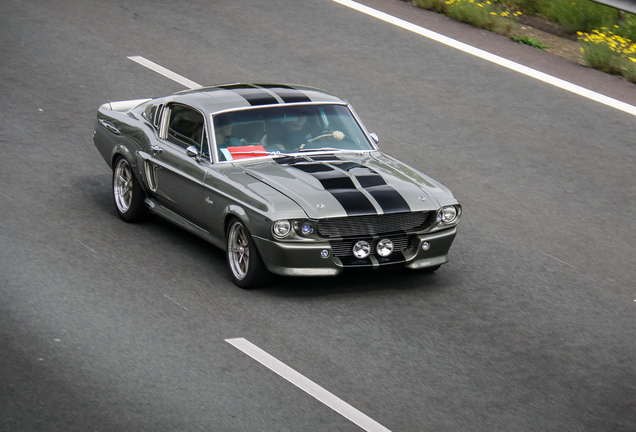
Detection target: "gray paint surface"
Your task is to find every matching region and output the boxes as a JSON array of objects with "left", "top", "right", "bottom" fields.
[{"left": 1, "top": 0, "right": 635, "bottom": 430}]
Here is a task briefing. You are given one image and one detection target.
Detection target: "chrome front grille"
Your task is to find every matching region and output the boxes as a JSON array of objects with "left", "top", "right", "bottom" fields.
[{"left": 317, "top": 212, "right": 432, "bottom": 239}]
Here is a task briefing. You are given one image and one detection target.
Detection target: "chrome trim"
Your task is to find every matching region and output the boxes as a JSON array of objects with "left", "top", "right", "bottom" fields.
[{"left": 98, "top": 119, "right": 121, "bottom": 135}]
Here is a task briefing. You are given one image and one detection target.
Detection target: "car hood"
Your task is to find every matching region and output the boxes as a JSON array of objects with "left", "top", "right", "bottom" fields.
[{"left": 236, "top": 152, "right": 447, "bottom": 219}]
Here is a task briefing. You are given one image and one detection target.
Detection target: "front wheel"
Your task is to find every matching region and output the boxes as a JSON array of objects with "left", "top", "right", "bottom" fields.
[
  {"left": 226, "top": 218, "right": 267, "bottom": 288},
  {"left": 113, "top": 157, "right": 146, "bottom": 222}
]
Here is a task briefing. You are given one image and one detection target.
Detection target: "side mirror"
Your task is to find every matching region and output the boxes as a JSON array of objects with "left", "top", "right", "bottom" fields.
[
  {"left": 369, "top": 133, "right": 379, "bottom": 144},
  {"left": 186, "top": 146, "right": 199, "bottom": 158}
]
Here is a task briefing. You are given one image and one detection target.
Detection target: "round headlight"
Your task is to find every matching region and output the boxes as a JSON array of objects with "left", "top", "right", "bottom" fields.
[
  {"left": 376, "top": 239, "right": 394, "bottom": 257},
  {"left": 438, "top": 205, "right": 460, "bottom": 225},
  {"left": 352, "top": 240, "right": 370, "bottom": 259},
  {"left": 273, "top": 219, "right": 292, "bottom": 238}
]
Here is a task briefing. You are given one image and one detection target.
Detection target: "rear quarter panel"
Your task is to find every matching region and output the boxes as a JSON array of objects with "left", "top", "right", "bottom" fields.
[{"left": 93, "top": 102, "right": 153, "bottom": 169}]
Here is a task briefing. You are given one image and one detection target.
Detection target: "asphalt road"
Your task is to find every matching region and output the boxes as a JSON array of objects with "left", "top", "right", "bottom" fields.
[{"left": 1, "top": 0, "right": 635, "bottom": 431}]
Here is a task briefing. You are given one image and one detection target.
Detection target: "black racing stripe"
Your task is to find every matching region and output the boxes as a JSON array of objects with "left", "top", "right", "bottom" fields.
[
  {"left": 294, "top": 163, "right": 332, "bottom": 173},
  {"left": 261, "top": 85, "right": 312, "bottom": 103},
  {"left": 294, "top": 164, "right": 377, "bottom": 216},
  {"left": 223, "top": 84, "right": 279, "bottom": 106},
  {"left": 336, "top": 164, "right": 411, "bottom": 214},
  {"left": 328, "top": 189, "right": 377, "bottom": 216},
  {"left": 311, "top": 170, "right": 356, "bottom": 190},
  {"left": 364, "top": 185, "right": 411, "bottom": 214}
]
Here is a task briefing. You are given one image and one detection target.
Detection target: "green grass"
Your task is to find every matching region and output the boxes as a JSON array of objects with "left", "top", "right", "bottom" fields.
[
  {"left": 413, "top": 0, "right": 520, "bottom": 34},
  {"left": 412, "top": 0, "right": 636, "bottom": 82},
  {"left": 510, "top": 36, "right": 549, "bottom": 50},
  {"left": 502, "top": 0, "right": 636, "bottom": 40},
  {"left": 578, "top": 27, "right": 636, "bottom": 81}
]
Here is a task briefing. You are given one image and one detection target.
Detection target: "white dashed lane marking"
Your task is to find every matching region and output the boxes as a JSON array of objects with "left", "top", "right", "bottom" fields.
[
  {"left": 226, "top": 338, "right": 392, "bottom": 432},
  {"left": 128, "top": 56, "right": 202, "bottom": 90}
]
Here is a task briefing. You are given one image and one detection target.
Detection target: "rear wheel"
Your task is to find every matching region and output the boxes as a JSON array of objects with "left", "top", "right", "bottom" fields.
[
  {"left": 113, "top": 157, "right": 146, "bottom": 222},
  {"left": 226, "top": 218, "right": 266, "bottom": 289}
]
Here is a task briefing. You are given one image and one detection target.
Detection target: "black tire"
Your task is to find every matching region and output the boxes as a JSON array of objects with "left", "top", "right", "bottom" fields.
[
  {"left": 226, "top": 218, "right": 266, "bottom": 289},
  {"left": 112, "top": 157, "right": 146, "bottom": 222}
]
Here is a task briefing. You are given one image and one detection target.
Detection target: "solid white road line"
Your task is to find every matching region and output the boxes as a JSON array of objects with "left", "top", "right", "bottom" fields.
[
  {"left": 332, "top": 0, "right": 636, "bottom": 117},
  {"left": 225, "top": 338, "right": 392, "bottom": 432},
  {"left": 127, "top": 56, "right": 203, "bottom": 89}
]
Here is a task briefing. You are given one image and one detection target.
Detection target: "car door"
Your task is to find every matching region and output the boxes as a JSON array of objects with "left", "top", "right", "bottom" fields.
[{"left": 144, "top": 103, "right": 210, "bottom": 228}]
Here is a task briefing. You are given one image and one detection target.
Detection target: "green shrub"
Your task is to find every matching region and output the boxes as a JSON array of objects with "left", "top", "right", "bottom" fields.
[
  {"left": 412, "top": 0, "right": 636, "bottom": 81},
  {"left": 445, "top": 0, "right": 513, "bottom": 34},
  {"left": 579, "top": 28, "right": 636, "bottom": 82},
  {"left": 412, "top": 0, "right": 446, "bottom": 12},
  {"left": 502, "top": 0, "right": 636, "bottom": 39},
  {"left": 414, "top": 0, "right": 521, "bottom": 34},
  {"left": 545, "top": 1, "right": 613, "bottom": 33},
  {"left": 621, "top": 58, "right": 636, "bottom": 82}
]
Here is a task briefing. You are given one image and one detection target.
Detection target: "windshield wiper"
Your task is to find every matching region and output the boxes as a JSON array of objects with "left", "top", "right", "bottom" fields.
[
  {"left": 273, "top": 147, "right": 345, "bottom": 164},
  {"left": 298, "top": 147, "right": 341, "bottom": 152}
]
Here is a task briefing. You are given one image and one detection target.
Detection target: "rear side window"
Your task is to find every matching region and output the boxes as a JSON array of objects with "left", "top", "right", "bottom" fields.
[
  {"left": 142, "top": 104, "right": 164, "bottom": 130},
  {"left": 152, "top": 104, "right": 164, "bottom": 128}
]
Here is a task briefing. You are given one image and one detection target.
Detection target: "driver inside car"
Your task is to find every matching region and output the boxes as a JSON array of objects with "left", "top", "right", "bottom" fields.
[{"left": 263, "top": 109, "right": 323, "bottom": 150}]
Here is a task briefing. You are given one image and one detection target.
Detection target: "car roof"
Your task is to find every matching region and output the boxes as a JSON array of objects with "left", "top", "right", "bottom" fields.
[{"left": 169, "top": 83, "right": 347, "bottom": 114}]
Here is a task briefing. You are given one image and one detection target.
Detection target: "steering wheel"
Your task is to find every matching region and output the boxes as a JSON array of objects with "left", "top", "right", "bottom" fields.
[{"left": 307, "top": 130, "right": 346, "bottom": 143}]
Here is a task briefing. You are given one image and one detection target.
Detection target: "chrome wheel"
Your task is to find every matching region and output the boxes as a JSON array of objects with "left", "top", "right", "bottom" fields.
[
  {"left": 112, "top": 156, "right": 145, "bottom": 222},
  {"left": 227, "top": 221, "right": 250, "bottom": 281},
  {"left": 113, "top": 158, "right": 134, "bottom": 213},
  {"left": 226, "top": 218, "right": 266, "bottom": 288}
]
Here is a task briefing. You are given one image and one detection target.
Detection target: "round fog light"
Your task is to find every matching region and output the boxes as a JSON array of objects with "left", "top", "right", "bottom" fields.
[
  {"left": 422, "top": 241, "right": 431, "bottom": 251},
  {"left": 352, "top": 241, "right": 370, "bottom": 259},
  {"left": 301, "top": 224, "right": 314, "bottom": 235},
  {"left": 376, "top": 239, "right": 394, "bottom": 257}
]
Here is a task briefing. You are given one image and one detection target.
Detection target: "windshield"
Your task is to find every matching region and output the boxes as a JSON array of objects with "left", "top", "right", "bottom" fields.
[{"left": 212, "top": 104, "right": 374, "bottom": 161}]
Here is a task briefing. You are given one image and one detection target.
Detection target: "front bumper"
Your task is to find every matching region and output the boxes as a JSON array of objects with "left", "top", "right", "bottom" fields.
[{"left": 253, "top": 227, "right": 458, "bottom": 277}]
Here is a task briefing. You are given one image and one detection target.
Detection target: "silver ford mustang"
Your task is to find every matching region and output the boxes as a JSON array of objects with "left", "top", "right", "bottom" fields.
[{"left": 94, "top": 84, "right": 461, "bottom": 288}]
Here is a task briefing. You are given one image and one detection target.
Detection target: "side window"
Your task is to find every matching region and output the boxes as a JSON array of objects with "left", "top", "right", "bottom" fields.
[
  {"left": 142, "top": 104, "right": 164, "bottom": 131},
  {"left": 164, "top": 104, "right": 205, "bottom": 150},
  {"left": 153, "top": 104, "right": 164, "bottom": 129}
]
